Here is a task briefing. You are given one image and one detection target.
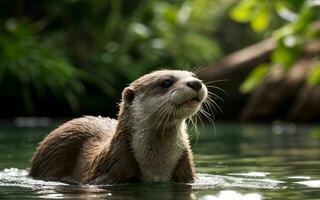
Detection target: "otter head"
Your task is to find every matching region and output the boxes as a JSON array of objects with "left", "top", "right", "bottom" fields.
[{"left": 120, "top": 70, "right": 207, "bottom": 126}]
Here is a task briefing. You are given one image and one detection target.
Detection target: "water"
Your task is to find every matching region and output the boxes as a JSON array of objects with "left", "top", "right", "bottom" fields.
[{"left": 0, "top": 122, "right": 320, "bottom": 199}]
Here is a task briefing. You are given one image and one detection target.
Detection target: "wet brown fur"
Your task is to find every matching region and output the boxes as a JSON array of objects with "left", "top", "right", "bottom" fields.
[{"left": 30, "top": 70, "right": 198, "bottom": 184}]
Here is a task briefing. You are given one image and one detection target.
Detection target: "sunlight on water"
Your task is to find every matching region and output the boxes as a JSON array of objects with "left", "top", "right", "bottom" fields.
[
  {"left": 296, "top": 180, "right": 320, "bottom": 188},
  {"left": 287, "top": 176, "right": 311, "bottom": 180},
  {"left": 228, "top": 171, "right": 270, "bottom": 177},
  {"left": 199, "top": 191, "right": 262, "bottom": 200}
]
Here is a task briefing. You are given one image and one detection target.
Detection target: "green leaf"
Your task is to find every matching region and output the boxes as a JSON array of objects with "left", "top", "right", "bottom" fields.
[
  {"left": 293, "top": 3, "right": 315, "bottom": 33},
  {"left": 240, "top": 63, "right": 269, "bottom": 93},
  {"left": 308, "top": 63, "right": 320, "bottom": 86},
  {"left": 273, "top": 24, "right": 295, "bottom": 40},
  {"left": 271, "top": 37, "right": 302, "bottom": 70},
  {"left": 230, "top": 0, "right": 257, "bottom": 22},
  {"left": 251, "top": 4, "right": 270, "bottom": 32}
]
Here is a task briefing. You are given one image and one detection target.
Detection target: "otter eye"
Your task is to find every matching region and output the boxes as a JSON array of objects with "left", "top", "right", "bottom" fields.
[{"left": 161, "top": 79, "right": 173, "bottom": 88}]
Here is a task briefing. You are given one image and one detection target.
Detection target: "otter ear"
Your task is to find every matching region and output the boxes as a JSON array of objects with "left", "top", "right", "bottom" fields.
[{"left": 122, "top": 87, "right": 135, "bottom": 104}]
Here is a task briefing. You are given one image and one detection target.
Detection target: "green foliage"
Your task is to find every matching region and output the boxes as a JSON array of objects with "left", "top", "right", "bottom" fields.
[
  {"left": 231, "top": 0, "right": 320, "bottom": 93},
  {"left": 308, "top": 62, "right": 320, "bottom": 85},
  {"left": 99, "top": 0, "right": 225, "bottom": 76},
  {"left": 0, "top": 20, "right": 84, "bottom": 112},
  {"left": 272, "top": 1, "right": 319, "bottom": 69},
  {"left": 230, "top": 0, "right": 271, "bottom": 32},
  {"left": 0, "top": 0, "right": 231, "bottom": 115}
]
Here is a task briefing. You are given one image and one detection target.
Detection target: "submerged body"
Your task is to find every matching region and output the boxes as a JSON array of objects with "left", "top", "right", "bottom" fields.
[{"left": 30, "top": 70, "right": 208, "bottom": 184}]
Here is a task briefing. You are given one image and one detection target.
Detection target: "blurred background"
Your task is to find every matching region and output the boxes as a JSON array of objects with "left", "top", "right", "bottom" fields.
[{"left": 0, "top": 0, "right": 319, "bottom": 123}]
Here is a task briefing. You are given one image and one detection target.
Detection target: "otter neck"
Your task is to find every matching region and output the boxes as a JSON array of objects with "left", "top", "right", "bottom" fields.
[
  {"left": 131, "top": 113, "right": 189, "bottom": 182},
  {"left": 114, "top": 104, "right": 190, "bottom": 182}
]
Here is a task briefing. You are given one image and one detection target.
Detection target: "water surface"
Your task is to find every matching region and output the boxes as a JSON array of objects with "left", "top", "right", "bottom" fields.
[{"left": 0, "top": 122, "right": 319, "bottom": 199}]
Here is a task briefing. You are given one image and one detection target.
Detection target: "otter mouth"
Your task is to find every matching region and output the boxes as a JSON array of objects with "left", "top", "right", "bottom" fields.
[{"left": 182, "top": 97, "right": 200, "bottom": 108}]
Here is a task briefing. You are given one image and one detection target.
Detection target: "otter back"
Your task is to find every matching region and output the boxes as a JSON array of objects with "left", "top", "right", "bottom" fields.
[{"left": 29, "top": 116, "right": 117, "bottom": 182}]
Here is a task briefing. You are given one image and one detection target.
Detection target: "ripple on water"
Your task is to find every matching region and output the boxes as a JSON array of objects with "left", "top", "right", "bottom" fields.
[{"left": 192, "top": 173, "right": 285, "bottom": 189}]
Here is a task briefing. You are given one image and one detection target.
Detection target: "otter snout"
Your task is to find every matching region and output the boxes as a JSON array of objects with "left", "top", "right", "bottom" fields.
[{"left": 186, "top": 80, "right": 202, "bottom": 92}]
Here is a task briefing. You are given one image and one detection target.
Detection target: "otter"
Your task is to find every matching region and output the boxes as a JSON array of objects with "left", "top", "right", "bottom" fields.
[{"left": 29, "top": 70, "right": 208, "bottom": 184}]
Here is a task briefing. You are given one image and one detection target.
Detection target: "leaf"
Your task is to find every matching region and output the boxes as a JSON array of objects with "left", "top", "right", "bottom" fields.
[
  {"left": 251, "top": 3, "right": 271, "bottom": 32},
  {"left": 308, "top": 63, "right": 320, "bottom": 86},
  {"left": 272, "top": 24, "right": 295, "bottom": 40},
  {"left": 292, "top": 3, "right": 315, "bottom": 33},
  {"left": 271, "top": 37, "right": 302, "bottom": 70},
  {"left": 240, "top": 63, "right": 269, "bottom": 93},
  {"left": 230, "top": 0, "right": 257, "bottom": 22}
]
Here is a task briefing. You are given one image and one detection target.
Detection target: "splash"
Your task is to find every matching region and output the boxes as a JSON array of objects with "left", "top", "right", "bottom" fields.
[{"left": 0, "top": 168, "right": 67, "bottom": 190}]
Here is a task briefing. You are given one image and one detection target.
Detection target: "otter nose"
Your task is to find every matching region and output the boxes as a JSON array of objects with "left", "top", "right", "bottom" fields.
[{"left": 187, "top": 80, "right": 202, "bottom": 92}]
